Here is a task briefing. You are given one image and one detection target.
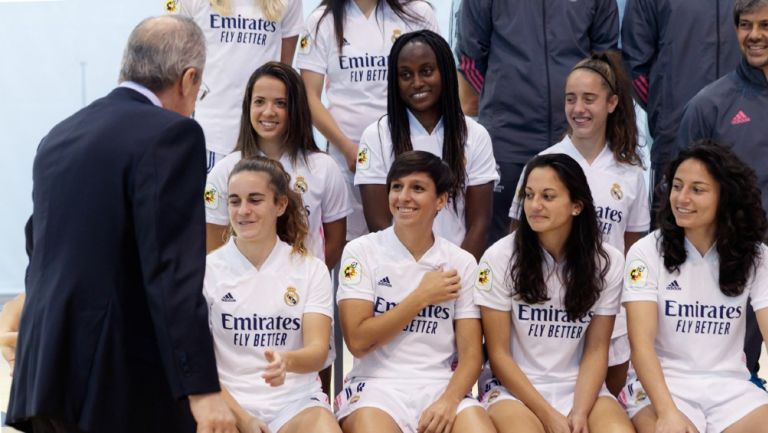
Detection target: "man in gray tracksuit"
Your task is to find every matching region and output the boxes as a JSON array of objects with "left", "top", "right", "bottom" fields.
[
  {"left": 455, "top": 0, "right": 619, "bottom": 244},
  {"left": 677, "top": 0, "right": 768, "bottom": 385},
  {"left": 622, "top": 0, "right": 740, "bottom": 215}
]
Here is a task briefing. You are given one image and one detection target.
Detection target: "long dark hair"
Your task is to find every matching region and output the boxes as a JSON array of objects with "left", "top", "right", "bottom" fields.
[
  {"left": 235, "top": 61, "right": 319, "bottom": 164},
  {"left": 228, "top": 156, "right": 309, "bottom": 255},
  {"left": 384, "top": 29, "right": 466, "bottom": 208},
  {"left": 569, "top": 51, "right": 642, "bottom": 167},
  {"left": 315, "top": 0, "right": 426, "bottom": 51},
  {"left": 657, "top": 140, "right": 767, "bottom": 296},
  {"left": 510, "top": 154, "right": 610, "bottom": 321}
]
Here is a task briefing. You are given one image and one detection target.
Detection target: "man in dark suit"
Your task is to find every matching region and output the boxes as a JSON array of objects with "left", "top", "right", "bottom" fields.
[{"left": 5, "top": 16, "right": 237, "bottom": 433}]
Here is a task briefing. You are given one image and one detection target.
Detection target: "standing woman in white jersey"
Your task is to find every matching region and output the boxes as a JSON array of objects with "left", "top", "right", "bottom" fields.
[
  {"left": 175, "top": 0, "right": 304, "bottom": 171},
  {"left": 477, "top": 154, "right": 635, "bottom": 433},
  {"left": 205, "top": 61, "right": 351, "bottom": 270},
  {"left": 354, "top": 30, "right": 497, "bottom": 260},
  {"left": 509, "top": 50, "right": 650, "bottom": 395},
  {"left": 204, "top": 157, "right": 341, "bottom": 433},
  {"left": 621, "top": 142, "right": 768, "bottom": 433},
  {"left": 336, "top": 151, "right": 496, "bottom": 433},
  {"left": 296, "top": 0, "right": 438, "bottom": 241}
]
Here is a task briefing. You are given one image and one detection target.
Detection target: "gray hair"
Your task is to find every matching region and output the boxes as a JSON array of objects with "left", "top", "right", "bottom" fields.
[
  {"left": 734, "top": 0, "right": 768, "bottom": 25},
  {"left": 119, "top": 15, "right": 206, "bottom": 92}
]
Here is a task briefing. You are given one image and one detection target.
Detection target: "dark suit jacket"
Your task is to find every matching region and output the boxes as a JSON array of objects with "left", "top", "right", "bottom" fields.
[{"left": 7, "top": 87, "right": 220, "bottom": 433}]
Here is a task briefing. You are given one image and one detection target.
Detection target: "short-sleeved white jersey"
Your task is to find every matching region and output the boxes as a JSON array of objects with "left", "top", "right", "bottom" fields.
[
  {"left": 474, "top": 233, "right": 624, "bottom": 385},
  {"left": 623, "top": 232, "right": 768, "bottom": 379},
  {"left": 337, "top": 226, "right": 480, "bottom": 382},
  {"left": 295, "top": 1, "right": 438, "bottom": 175},
  {"left": 204, "top": 238, "right": 333, "bottom": 416},
  {"left": 353, "top": 112, "right": 499, "bottom": 246},
  {"left": 178, "top": 0, "right": 304, "bottom": 155},
  {"left": 509, "top": 137, "right": 650, "bottom": 253},
  {"left": 204, "top": 151, "right": 352, "bottom": 262}
]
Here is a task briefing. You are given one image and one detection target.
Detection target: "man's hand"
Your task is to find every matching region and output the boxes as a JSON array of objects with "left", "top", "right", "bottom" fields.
[
  {"left": 188, "top": 392, "right": 237, "bottom": 433},
  {"left": 0, "top": 331, "right": 18, "bottom": 375}
]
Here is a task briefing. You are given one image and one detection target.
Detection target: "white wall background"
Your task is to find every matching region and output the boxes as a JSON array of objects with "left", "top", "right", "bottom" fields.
[{"left": 0, "top": 0, "right": 454, "bottom": 295}]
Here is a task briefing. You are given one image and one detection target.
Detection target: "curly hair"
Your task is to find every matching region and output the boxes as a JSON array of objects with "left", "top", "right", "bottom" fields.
[
  {"left": 657, "top": 140, "right": 767, "bottom": 296},
  {"left": 510, "top": 154, "right": 610, "bottom": 321},
  {"left": 569, "top": 50, "right": 642, "bottom": 167},
  {"left": 227, "top": 156, "right": 309, "bottom": 255}
]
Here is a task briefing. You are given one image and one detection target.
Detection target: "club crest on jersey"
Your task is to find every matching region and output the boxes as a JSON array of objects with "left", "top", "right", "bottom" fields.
[
  {"left": 348, "top": 395, "right": 360, "bottom": 405},
  {"left": 357, "top": 146, "right": 370, "bottom": 170},
  {"left": 627, "top": 259, "right": 647, "bottom": 288},
  {"left": 486, "top": 388, "right": 501, "bottom": 403},
  {"left": 610, "top": 183, "right": 623, "bottom": 201},
  {"left": 165, "top": 0, "right": 179, "bottom": 13},
  {"left": 284, "top": 286, "right": 300, "bottom": 306},
  {"left": 475, "top": 262, "right": 492, "bottom": 291},
  {"left": 391, "top": 28, "right": 402, "bottom": 43},
  {"left": 299, "top": 34, "right": 311, "bottom": 54},
  {"left": 204, "top": 183, "right": 218, "bottom": 209},
  {"left": 342, "top": 258, "right": 362, "bottom": 285},
  {"left": 294, "top": 176, "right": 308, "bottom": 194}
]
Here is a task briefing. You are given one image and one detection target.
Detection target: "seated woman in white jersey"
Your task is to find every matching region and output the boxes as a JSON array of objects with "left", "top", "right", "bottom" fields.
[
  {"left": 354, "top": 29, "right": 497, "bottom": 260},
  {"left": 508, "top": 51, "right": 650, "bottom": 396},
  {"left": 204, "top": 157, "right": 341, "bottom": 433},
  {"left": 477, "top": 154, "right": 635, "bottom": 433},
  {"left": 336, "top": 151, "right": 496, "bottom": 433},
  {"left": 297, "top": 0, "right": 438, "bottom": 241},
  {"left": 620, "top": 142, "right": 768, "bottom": 433},
  {"left": 176, "top": 0, "right": 304, "bottom": 172}
]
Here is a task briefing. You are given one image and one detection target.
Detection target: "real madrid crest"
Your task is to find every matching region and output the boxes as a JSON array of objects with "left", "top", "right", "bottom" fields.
[
  {"left": 165, "top": 0, "right": 179, "bottom": 13},
  {"left": 294, "top": 176, "right": 308, "bottom": 194},
  {"left": 284, "top": 286, "right": 300, "bottom": 306},
  {"left": 486, "top": 388, "right": 501, "bottom": 403},
  {"left": 391, "top": 28, "right": 402, "bottom": 43},
  {"left": 610, "top": 183, "right": 623, "bottom": 200}
]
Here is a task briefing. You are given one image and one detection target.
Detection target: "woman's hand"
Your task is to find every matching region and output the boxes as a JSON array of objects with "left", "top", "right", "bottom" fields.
[
  {"left": 540, "top": 408, "right": 571, "bottom": 433},
  {"left": 243, "top": 416, "right": 272, "bottom": 433},
  {"left": 415, "top": 268, "right": 461, "bottom": 307},
  {"left": 655, "top": 409, "right": 699, "bottom": 433},
  {"left": 567, "top": 410, "right": 589, "bottom": 433},
  {"left": 417, "top": 395, "right": 459, "bottom": 433},
  {"left": 262, "top": 350, "right": 286, "bottom": 387}
]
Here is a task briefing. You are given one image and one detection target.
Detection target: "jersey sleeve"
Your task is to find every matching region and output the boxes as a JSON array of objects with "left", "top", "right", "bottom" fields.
[
  {"left": 626, "top": 168, "right": 651, "bottom": 232},
  {"left": 622, "top": 237, "right": 660, "bottom": 303},
  {"left": 295, "top": 8, "right": 330, "bottom": 74},
  {"left": 354, "top": 119, "right": 390, "bottom": 185},
  {"left": 456, "top": 0, "right": 492, "bottom": 93},
  {"left": 319, "top": 156, "right": 353, "bottom": 223},
  {"left": 592, "top": 246, "right": 624, "bottom": 316},
  {"left": 204, "top": 159, "right": 230, "bottom": 225},
  {"left": 621, "top": 0, "right": 658, "bottom": 109},
  {"left": 454, "top": 250, "right": 481, "bottom": 320},
  {"left": 304, "top": 257, "right": 334, "bottom": 318},
  {"left": 473, "top": 238, "right": 514, "bottom": 311},
  {"left": 749, "top": 246, "right": 768, "bottom": 311},
  {"left": 466, "top": 122, "right": 499, "bottom": 186},
  {"left": 336, "top": 239, "right": 375, "bottom": 302},
  {"left": 280, "top": 0, "right": 304, "bottom": 37},
  {"left": 507, "top": 169, "right": 526, "bottom": 219}
]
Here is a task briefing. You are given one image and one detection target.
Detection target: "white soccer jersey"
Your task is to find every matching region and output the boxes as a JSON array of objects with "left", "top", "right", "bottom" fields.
[
  {"left": 509, "top": 137, "right": 650, "bottom": 253},
  {"left": 295, "top": 1, "right": 438, "bottom": 177},
  {"left": 354, "top": 112, "right": 499, "bottom": 246},
  {"left": 204, "top": 238, "right": 333, "bottom": 419},
  {"left": 623, "top": 232, "right": 768, "bottom": 379},
  {"left": 179, "top": 0, "right": 304, "bottom": 155},
  {"left": 474, "top": 233, "right": 624, "bottom": 385},
  {"left": 204, "top": 151, "right": 352, "bottom": 262},
  {"left": 337, "top": 226, "right": 480, "bottom": 381}
]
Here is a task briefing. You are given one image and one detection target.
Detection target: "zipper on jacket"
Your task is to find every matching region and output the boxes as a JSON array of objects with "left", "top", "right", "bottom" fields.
[{"left": 542, "top": 0, "right": 552, "bottom": 146}]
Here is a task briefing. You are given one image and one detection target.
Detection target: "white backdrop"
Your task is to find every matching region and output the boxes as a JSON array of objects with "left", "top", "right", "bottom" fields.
[{"left": 0, "top": 0, "right": 454, "bottom": 294}]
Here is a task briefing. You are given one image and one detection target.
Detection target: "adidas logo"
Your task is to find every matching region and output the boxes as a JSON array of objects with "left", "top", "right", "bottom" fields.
[
  {"left": 731, "top": 110, "right": 751, "bottom": 125},
  {"left": 665, "top": 280, "right": 682, "bottom": 291},
  {"left": 221, "top": 292, "right": 236, "bottom": 302},
  {"left": 377, "top": 276, "right": 392, "bottom": 287}
]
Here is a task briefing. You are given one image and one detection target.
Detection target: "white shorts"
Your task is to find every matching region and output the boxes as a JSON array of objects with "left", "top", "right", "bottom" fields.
[
  {"left": 206, "top": 150, "right": 226, "bottom": 173},
  {"left": 608, "top": 334, "right": 630, "bottom": 367},
  {"left": 255, "top": 390, "right": 331, "bottom": 433},
  {"left": 335, "top": 379, "right": 481, "bottom": 433},
  {"left": 482, "top": 381, "right": 614, "bottom": 416},
  {"left": 619, "top": 375, "right": 768, "bottom": 433}
]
